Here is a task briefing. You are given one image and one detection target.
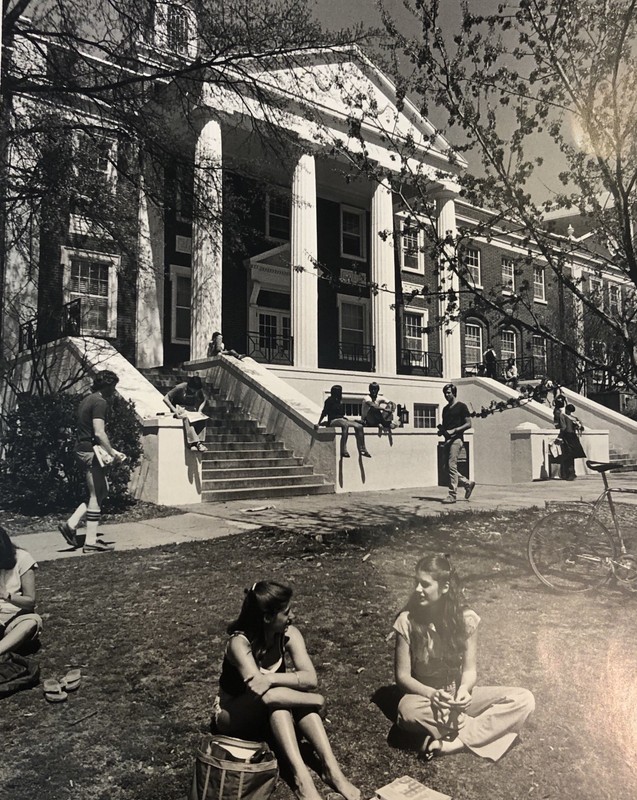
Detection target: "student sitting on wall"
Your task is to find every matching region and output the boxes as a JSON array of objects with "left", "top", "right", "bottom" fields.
[
  {"left": 316, "top": 384, "right": 371, "bottom": 459},
  {"left": 207, "top": 331, "right": 244, "bottom": 360},
  {"left": 361, "top": 382, "right": 398, "bottom": 435}
]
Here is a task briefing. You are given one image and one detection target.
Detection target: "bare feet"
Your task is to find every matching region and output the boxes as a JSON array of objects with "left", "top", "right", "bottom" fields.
[
  {"left": 293, "top": 775, "right": 323, "bottom": 800},
  {"left": 323, "top": 769, "right": 361, "bottom": 800}
]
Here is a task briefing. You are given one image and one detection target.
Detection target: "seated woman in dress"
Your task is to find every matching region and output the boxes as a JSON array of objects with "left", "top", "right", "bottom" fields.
[
  {"left": 394, "top": 554, "right": 534, "bottom": 762},
  {"left": 163, "top": 375, "right": 208, "bottom": 452},
  {"left": 212, "top": 581, "right": 360, "bottom": 800},
  {"left": 0, "top": 526, "right": 42, "bottom": 656}
]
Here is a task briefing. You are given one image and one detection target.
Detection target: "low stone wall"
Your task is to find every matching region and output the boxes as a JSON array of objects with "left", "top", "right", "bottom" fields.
[
  {"left": 187, "top": 356, "right": 465, "bottom": 493},
  {"left": 510, "top": 424, "right": 610, "bottom": 483}
]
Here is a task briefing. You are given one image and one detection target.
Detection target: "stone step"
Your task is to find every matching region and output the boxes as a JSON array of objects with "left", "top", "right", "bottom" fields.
[
  {"left": 203, "top": 420, "right": 264, "bottom": 433},
  {"left": 202, "top": 456, "right": 303, "bottom": 469},
  {"left": 202, "top": 442, "right": 289, "bottom": 453},
  {"left": 204, "top": 432, "right": 276, "bottom": 443},
  {"left": 202, "top": 474, "right": 324, "bottom": 491},
  {"left": 202, "top": 465, "right": 314, "bottom": 480},
  {"left": 201, "top": 482, "right": 334, "bottom": 502}
]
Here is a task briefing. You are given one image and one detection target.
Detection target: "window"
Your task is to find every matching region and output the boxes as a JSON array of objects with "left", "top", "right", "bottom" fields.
[
  {"left": 62, "top": 248, "right": 119, "bottom": 337},
  {"left": 170, "top": 265, "right": 191, "bottom": 344},
  {"left": 400, "top": 222, "right": 422, "bottom": 272},
  {"left": 589, "top": 277, "right": 603, "bottom": 306},
  {"left": 532, "top": 335, "right": 547, "bottom": 374},
  {"left": 464, "top": 322, "right": 483, "bottom": 369},
  {"left": 76, "top": 132, "right": 117, "bottom": 187},
  {"left": 609, "top": 284, "right": 622, "bottom": 315},
  {"left": 533, "top": 266, "right": 546, "bottom": 301},
  {"left": 403, "top": 312, "right": 427, "bottom": 353},
  {"left": 413, "top": 404, "right": 437, "bottom": 429},
  {"left": 175, "top": 161, "right": 194, "bottom": 219},
  {"left": 501, "top": 258, "right": 516, "bottom": 292},
  {"left": 167, "top": 5, "right": 190, "bottom": 54},
  {"left": 266, "top": 194, "right": 290, "bottom": 240},
  {"left": 465, "top": 248, "right": 481, "bottom": 286},
  {"left": 341, "top": 206, "right": 366, "bottom": 261},
  {"left": 500, "top": 329, "right": 516, "bottom": 362},
  {"left": 337, "top": 296, "right": 370, "bottom": 363}
]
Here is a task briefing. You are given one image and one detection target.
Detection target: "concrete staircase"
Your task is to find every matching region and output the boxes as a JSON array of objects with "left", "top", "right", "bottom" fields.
[
  {"left": 609, "top": 448, "right": 637, "bottom": 473},
  {"left": 139, "top": 367, "right": 334, "bottom": 502}
]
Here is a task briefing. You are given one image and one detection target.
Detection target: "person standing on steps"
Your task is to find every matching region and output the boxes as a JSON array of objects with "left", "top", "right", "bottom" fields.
[
  {"left": 163, "top": 375, "right": 208, "bottom": 452},
  {"left": 58, "top": 370, "right": 125, "bottom": 554},
  {"left": 438, "top": 384, "right": 475, "bottom": 504},
  {"left": 316, "top": 384, "right": 371, "bottom": 459}
]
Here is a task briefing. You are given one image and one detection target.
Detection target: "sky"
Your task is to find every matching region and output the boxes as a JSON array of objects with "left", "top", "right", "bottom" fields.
[{"left": 310, "top": 0, "right": 566, "bottom": 202}]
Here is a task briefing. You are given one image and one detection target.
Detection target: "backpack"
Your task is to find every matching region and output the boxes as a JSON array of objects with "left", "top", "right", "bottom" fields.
[{"left": 0, "top": 652, "right": 40, "bottom": 698}]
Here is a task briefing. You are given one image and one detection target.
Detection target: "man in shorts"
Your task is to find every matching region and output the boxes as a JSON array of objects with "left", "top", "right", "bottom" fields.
[{"left": 58, "top": 370, "right": 125, "bottom": 553}]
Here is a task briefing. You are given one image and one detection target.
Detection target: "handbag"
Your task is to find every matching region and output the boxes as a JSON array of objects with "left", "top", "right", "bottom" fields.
[
  {"left": 189, "top": 734, "right": 278, "bottom": 800},
  {"left": 548, "top": 439, "right": 563, "bottom": 460}
]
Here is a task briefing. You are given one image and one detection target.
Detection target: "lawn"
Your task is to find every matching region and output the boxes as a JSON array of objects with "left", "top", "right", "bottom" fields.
[{"left": 1, "top": 509, "right": 636, "bottom": 800}]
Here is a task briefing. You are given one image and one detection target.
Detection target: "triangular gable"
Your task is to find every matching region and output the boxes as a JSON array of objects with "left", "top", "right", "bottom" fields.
[{"left": 202, "top": 46, "right": 463, "bottom": 176}]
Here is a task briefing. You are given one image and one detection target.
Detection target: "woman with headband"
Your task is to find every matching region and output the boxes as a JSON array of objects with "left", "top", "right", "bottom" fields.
[
  {"left": 393, "top": 554, "right": 534, "bottom": 762},
  {"left": 212, "top": 581, "right": 360, "bottom": 800}
]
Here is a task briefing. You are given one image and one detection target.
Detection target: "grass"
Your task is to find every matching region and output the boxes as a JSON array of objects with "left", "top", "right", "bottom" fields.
[{"left": 1, "top": 509, "right": 636, "bottom": 800}]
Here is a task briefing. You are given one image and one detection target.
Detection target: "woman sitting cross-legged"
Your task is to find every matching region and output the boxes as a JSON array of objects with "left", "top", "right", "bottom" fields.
[
  {"left": 0, "top": 526, "right": 42, "bottom": 656},
  {"left": 212, "top": 581, "right": 360, "bottom": 800},
  {"left": 394, "top": 554, "right": 534, "bottom": 762}
]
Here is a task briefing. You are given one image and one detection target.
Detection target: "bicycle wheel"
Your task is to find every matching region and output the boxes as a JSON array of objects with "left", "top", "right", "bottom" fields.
[{"left": 528, "top": 510, "right": 616, "bottom": 592}]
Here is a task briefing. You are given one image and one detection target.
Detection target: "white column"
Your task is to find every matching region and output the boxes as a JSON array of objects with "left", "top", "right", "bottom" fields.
[
  {"left": 191, "top": 117, "right": 222, "bottom": 361},
  {"left": 370, "top": 180, "right": 396, "bottom": 374},
  {"left": 435, "top": 184, "right": 462, "bottom": 379},
  {"left": 136, "top": 171, "right": 164, "bottom": 368},
  {"left": 290, "top": 152, "right": 318, "bottom": 369}
]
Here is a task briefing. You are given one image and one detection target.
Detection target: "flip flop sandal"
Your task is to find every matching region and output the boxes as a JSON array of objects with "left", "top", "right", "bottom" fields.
[
  {"left": 43, "top": 679, "right": 68, "bottom": 703},
  {"left": 418, "top": 733, "right": 440, "bottom": 762},
  {"left": 60, "top": 669, "right": 82, "bottom": 692}
]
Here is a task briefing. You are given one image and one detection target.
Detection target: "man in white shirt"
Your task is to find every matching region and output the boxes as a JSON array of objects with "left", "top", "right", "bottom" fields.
[{"left": 361, "top": 382, "right": 397, "bottom": 434}]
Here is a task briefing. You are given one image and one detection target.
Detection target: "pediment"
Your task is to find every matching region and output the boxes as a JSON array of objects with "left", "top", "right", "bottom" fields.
[{"left": 201, "top": 46, "right": 463, "bottom": 174}]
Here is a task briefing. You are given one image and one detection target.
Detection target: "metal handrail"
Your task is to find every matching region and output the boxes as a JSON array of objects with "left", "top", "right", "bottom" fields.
[
  {"left": 399, "top": 349, "right": 443, "bottom": 377},
  {"left": 18, "top": 299, "right": 82, "bottom": 352},
  {"left": 246, "top": 331, "right": 293, "bottom": 365}
]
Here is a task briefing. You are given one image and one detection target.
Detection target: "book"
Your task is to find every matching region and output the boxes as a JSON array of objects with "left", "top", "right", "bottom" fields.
[
  {"left": 93, "top": 445, "right": 126, "bottom": 467},
  {"left": 375, "top": 776, "right": 451, "bottom": 800}
]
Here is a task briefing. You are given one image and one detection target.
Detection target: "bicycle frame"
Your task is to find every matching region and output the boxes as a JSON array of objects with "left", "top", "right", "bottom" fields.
[{"left": 588, "top": 468, "right": 637, "bottom": 556}]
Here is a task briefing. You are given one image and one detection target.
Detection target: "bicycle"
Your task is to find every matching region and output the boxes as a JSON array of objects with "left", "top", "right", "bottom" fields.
[{"left": 527, "top": 460, "right": 637, "bottom": 593}]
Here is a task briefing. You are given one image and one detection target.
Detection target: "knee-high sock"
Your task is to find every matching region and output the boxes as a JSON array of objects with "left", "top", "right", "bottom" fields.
[
  {"left": 85, "top": 509, "right": 101, "bottom": 546},
  {"left": 67, "top": 502, "right": 87, "bottom": 530}
]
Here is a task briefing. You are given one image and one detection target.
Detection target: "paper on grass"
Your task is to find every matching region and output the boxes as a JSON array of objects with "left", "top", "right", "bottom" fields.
[{"left": 375, "top": 776, "right": 451, "bottom": 800}]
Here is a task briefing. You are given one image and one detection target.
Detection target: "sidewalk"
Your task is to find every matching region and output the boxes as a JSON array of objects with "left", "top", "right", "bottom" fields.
[{"left": 14, "top": 472, "right": 637, "bottom": 563}]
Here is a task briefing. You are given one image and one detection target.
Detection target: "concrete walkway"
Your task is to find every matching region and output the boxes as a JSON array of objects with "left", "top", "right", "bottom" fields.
[{"left": 13, "top": 472, "right": 637, "bottom": 563}]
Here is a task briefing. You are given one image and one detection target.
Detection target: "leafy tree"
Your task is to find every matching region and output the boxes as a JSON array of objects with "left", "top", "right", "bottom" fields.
[
  {"left": 362, "top": 0, "right": 637, "bottom": 391},
  {"left": 0, "top": 0, "right": 365, "bottom": 353}
]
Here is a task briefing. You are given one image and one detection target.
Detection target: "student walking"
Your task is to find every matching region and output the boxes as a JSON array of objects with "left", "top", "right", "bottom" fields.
[
  {"left": 58, "top": 370, "right": 125, "bottom": 553},
  {"left": 438, "top": 383, "right": 475, "bottom": 504},
  {"left": 394, "top": 554, "right": 535, "bottom": 762}
]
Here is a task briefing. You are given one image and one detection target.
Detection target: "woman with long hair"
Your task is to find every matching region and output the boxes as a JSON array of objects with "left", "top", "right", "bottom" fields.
[
  {"left": 394, "top": 554, "right": 534, "bottom": 762},
  {"left": 212, "top": 581, "right": 359, "bottom": 800},
  {"left": 0, "top": 526, "right": 41, "bottom": 655}
]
